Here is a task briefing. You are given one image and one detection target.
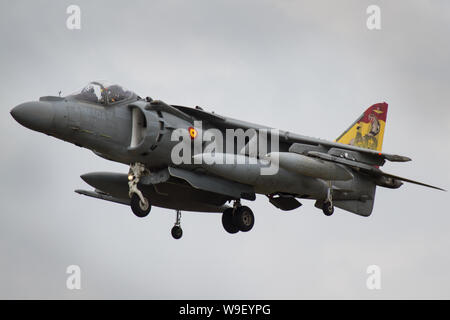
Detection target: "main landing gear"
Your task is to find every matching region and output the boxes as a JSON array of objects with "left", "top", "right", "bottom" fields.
[
  {"left": 222, "top": 200, "right": 255, "bottom": 234},
  {"left": 128, "top": 163, "right": 151, "bottom": 218}
]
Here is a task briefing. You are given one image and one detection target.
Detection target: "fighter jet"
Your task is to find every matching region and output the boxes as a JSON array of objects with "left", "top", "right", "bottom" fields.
[{"left": 10, "top": 81, "right": 444, "bottom": 239}]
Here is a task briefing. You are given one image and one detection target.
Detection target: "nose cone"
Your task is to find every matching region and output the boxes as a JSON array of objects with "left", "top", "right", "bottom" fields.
[{"left": 10, "top": 101, "right": 55, "bottom": 133}]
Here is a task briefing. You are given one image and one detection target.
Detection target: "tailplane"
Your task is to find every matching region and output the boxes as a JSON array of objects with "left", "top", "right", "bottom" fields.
[{"left": 335, "top": 102, "right": 388, "bottom": 152}]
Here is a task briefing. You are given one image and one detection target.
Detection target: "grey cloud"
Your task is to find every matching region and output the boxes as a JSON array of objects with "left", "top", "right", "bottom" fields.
[{"left": 0, "top": 0, "right": 449, "bottom": 299}]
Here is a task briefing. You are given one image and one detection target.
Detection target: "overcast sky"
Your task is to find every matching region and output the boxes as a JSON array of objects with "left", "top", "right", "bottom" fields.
[{"left": 1, "top": 0, "right": 449, "bottom": 299}]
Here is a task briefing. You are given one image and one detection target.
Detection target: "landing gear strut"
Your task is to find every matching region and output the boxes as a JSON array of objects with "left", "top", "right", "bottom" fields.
[
  {"left": 128, "top": 163, "right": 151, "bottom": 218},
  {"left": 322, "top": 186, "right": 334, "bottom": 216},
  {"left": 222, "top": 200, "right": 255, "bottom": 234},
  {"left": 171, "top": 210, "right": 183, "bottom": 239}
]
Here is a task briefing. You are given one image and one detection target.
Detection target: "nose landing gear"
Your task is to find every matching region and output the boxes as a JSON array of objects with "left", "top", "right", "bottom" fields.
[
  {"left": 128, "top": 163, "right": 151, "bottom": 218},
  {"left": 322, "top": 201, "right": 334, "bottom": 216}
]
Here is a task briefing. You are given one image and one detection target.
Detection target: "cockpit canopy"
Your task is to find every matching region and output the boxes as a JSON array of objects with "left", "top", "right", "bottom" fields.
[{"left": 68, "top": 81, "right": 136, "bottom": 105}]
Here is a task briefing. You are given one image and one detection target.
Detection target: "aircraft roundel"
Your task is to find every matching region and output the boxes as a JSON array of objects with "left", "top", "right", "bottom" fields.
[{"left": 188, "top": 127, "right": 198, "bottom": 139}]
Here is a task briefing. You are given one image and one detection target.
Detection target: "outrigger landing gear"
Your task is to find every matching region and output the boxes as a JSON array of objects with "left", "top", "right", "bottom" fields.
[
  {"left": 128, "top": 163, "right": 151, "bottom": 218},
  {"left": 171, "top": 210, "right": 183, "bottom": 239},
  {"left": 322, "top": 187, "right": 334, "bottom": 216},
  {"left": 222, "top": 200, "right": 255, "bottom": 234}
]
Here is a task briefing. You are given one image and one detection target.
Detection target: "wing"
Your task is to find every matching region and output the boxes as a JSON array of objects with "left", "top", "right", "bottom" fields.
[
  {"left": 306, "top": 149, "right": 445, "bottom": 191},
  {"left": 171, "top": 104, "right": 411, "bottom": 165},
  {"left": 374, "top": 171, "right": 445, "bottom": 191},
  {"left": 171, "top": 104, "right": 444, "bottom": 192}
]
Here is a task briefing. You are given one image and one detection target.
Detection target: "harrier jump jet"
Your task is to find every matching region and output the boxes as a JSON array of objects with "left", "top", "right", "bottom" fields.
[{"left": 10, "top": 81, "right": 444, "bottom": 239}]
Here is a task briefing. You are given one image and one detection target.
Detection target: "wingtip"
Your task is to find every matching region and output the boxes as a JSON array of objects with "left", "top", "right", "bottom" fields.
[{"left": 425, "top": 184, "right": 446, "bottom": 192}]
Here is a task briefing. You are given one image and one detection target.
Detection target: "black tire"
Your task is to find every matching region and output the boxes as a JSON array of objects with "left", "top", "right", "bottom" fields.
[
  {"left": 130, "top": 193, "right": 151, "bottom": 218},
  {"left": 222, "top": 208, "right": 239, "bottom": 234},
  {"left": 234, "top": 206, "right": 255, "bottom": 232},
  {"left": 171, "top": 226, "right": 183, "bottom": 239},
  {"left": 322, "top": 201, "right": 334, "bottom": 216}
]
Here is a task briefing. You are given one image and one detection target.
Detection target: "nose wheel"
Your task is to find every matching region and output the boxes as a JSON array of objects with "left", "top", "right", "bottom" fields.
[
  {"left": 128, "top": 163, "right": 151, "bottom": 218},
  {"left": 130, "top": 193, "right": 151, "bottom": 217},
  {"left": 171, "top": 210, "right": 183, "bottom": 239},
  {"left": 322, "top": 201, "right": 334, "bottom": 216}
]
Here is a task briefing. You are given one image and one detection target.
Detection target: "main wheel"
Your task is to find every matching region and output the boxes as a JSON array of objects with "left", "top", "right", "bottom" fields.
[
  {"left": 171, "top": 226, "right": 183, "bottom": 239},
  {"left": 234, "top": 206, "right": 255, "bottom": 232},
  {"left": 222, "top": 208, "right": 239, "bottom": 234},
  {"left": 322, "top": 201, "right": 334, "bottom": 216},
  {"left": 130, "top": 193, "right": 151, "bottom": 218}
]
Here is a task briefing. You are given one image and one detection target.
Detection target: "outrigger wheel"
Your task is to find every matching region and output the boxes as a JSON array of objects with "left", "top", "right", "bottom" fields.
[
  {"left": 171, "top": 225, "right": 183, "bottom": 240},
  {"left": 322, "top": 185, "right": 334, "bottom": 216},
  {"left": 171, "top": 210, "right": 183, "bottom": 239}
]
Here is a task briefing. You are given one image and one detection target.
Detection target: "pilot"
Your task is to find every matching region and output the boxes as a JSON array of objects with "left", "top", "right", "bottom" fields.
[
  {"left": 81, "top": 86, "right": 98, "bottom": 103},
  {"left": 99, "top": 88, "right": 108, "bottom": 105},
  {"left": 107, "top": 85, "right": 125, "bottom": 103}
]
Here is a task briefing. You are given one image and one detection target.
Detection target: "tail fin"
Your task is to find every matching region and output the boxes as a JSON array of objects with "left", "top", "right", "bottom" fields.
[{"left": 335, "top": 102, "right": 388, "bottom": 152}]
